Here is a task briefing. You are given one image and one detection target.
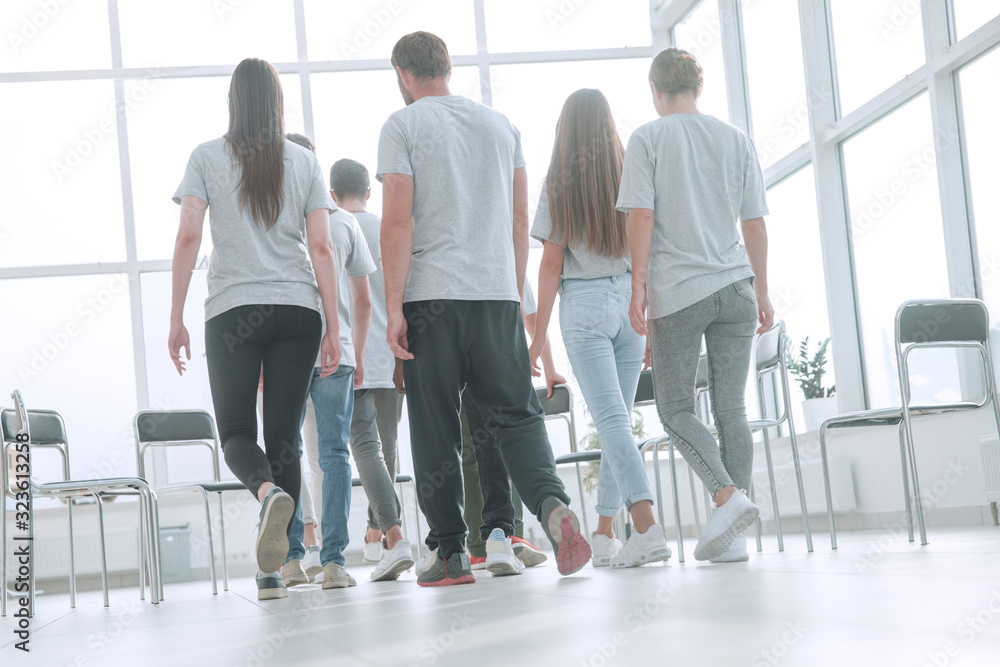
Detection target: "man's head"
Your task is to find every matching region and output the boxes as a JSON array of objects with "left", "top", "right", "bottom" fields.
[
  {"left": 329, "top": 158, "right": 371, "bottom": 206},
  {"left": 391, "top": 31, "right": 451, "bottom": 105},
  {"left": 285, "top": 132, "right": 316, "bottom": 153}
]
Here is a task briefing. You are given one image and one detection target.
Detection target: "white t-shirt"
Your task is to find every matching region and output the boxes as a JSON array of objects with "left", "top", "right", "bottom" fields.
[
  {"left": 376, "top": 95, "right": 526, "bottom": 304},
  {"left": 616, "top": 114, "right": 768, "bottom": 318},
  {"left": 353, "top": 210, "right": 395, "bottom": 389},
  {"left": 319, "top": 209, "right": 376, "bottom": 370}
]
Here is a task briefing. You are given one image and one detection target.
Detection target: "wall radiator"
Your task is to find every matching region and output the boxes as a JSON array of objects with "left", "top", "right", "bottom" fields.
[
  {"left": 979, "top": 434, "right": 1000, "bottom": 503},
  {"left": 751, "top": 456, "right": 856, "bottom": 518},
  {"left": 8, "top": 526, "right": 141, "bottom": 580}
]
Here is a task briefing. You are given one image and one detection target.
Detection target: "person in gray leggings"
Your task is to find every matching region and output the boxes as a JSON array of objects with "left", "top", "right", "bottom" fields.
[{"left": 617, "top": 47, "right": 774, "bottom": 562}]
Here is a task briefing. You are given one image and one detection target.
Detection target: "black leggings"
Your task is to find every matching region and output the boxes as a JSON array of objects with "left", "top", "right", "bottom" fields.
[{"left": 205, "top": 304, "right": 321, "bottom": 506}]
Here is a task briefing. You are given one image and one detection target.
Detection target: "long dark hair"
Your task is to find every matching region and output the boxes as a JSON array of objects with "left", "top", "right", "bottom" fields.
[
  {"left": 225, "top": 58, "right": 285, "bottom": 230},
  {"left": 545, "top": 89, "right": 627, "bottom": 258}
]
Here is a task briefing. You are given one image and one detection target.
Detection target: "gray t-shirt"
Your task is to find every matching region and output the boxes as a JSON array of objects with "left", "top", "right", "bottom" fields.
[
  {"left": 173, "top": 137, "right": 335, "bottom": 321},
  {"left": 531, "top": 180, "right": 631, "bottom": 280},
  {"left": 522, "top": 280, "right": 537, "bottom": 316},
  {"left": 616, "top": 114, "right": 768, "bottom": 319},
  {"left": 376, "top": 95, "right": 526, "bottom": 304},
  {"left": 353, "top": 210, "right": 394, "bottom": 389},
  {"left": 320, "top": 209, "right": 377, "bottom": 370}
]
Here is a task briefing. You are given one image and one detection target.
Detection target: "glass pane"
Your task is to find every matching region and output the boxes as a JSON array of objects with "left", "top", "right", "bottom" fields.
[
  {"left": 0, "top": 80, "right": 125, "bottom": 268},
  {"left": 127, "top": 75, "right": 304, "bottom": 261},
  {"left": 311, "top": 67, "right": 480, "bottom": 218},
  {"left": 765, "top": 166, "right": 835, "bottom": 426},
  {"left": 954, "top": 1, "right": 1000, "bottom": 41},
  {"left": 830, "top": 0, "right": 926, "bottom": 117},
  {"left": 118, "top": 0, "right": 298, "bottom": 68},
  {"left": 0, "top": 275, "right": 138, "bottom": 498},
  {"left": 0, "top": 0, "right": 111, "bottom": 73},
  {"left": 743, "top": 0, "right": 810, "bottom": 168},
  {"left": 490, "top": 59, "right": 656, "bottom": 222},
  {"left": 484, "top": 0, "right": 651, "bottom": 52},
  {"left": 961, "top": 47, "right": 1000, "bottom": 318},
  {"left": 843, "top": 95, "right": 952, "bottom": 408},
  {"left": 304, "top": 0, "right": 477, "bottom": 61},
  {"left": 672, "top": 0, "right": 730, "bottom": 123}
]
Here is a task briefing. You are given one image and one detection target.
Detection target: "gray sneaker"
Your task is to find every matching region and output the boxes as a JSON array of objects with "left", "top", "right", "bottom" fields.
[
  {"left": 256, "top": 487, "right": 295, "bottom": 573},
  {"left": 280, "top": 559, "right": 310, "bottom": 587},
  {"left": 256, "top": 571, "right": 288, "bottom": 601},
  {"left": 322, "top": 563, "right": 357, "bottom": 589}
]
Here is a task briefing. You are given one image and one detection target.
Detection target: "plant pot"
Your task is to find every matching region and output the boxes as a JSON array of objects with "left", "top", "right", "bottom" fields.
[{"left": 801, "top": 396, "right": 839, "bottom": 432}]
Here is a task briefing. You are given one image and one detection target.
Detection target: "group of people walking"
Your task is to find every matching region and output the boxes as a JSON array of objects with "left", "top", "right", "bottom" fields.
[{"left": 168, "top": 30, "right": 773, "bottom": 599}]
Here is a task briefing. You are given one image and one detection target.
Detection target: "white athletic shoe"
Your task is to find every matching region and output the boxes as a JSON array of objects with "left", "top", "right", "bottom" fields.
[
  {"left": 694, "top": 490, "right": 759, "bottom": 561},
  {"left": 363, "top": 536, "right": 384, "bottom": 563},
  {"left": 590, "top": 532, "right": 623, "bottom": 568},
  {"left": 610, "top": 524, "right": 671, "bottom": 569},
  {"left": 485, "top": 529, "right": 523, "bottom": 576},
  {"left": 371, "top": 540, "right": 415, "bottom": 582},
  {"left": 414, "top": 548, "right": 437, "bottom": 578},
  {"left": 710, "top": 534, "right": 750, "bottom": 563}
]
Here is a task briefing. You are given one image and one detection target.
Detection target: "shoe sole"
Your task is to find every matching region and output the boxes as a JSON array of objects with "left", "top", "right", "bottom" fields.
[
  {"left": 322, "top": 579, "right": 357, "bottom": 589},
  {"left": 512, "top": 545, "right": 547, "bottom": 568},
  {"left": 694, "top": 505, "right": 760, "bottom": 561},
  {"left": 710, "top": 551, "right": 750, "bottom": 563},
  {"left": 485, "top": 554, "right": 523, "bottom": 577},
  {"left": 256, "top": 492, "right": 295, "bottom": 573},
  {"left": 417, "top": 574, "right": 476, "bottom": 587},
  {"left": 257, "top": 588, "right": 288, "bottom": 601},
  {"left": 470, "top": 562, "right": 487, "bottom": 571},
  {"left": 282, "top": 574, "right": 310, "bottom": 587},
  {"left": 544, "top": 506, "right": 592, "bottom": 576},
  {"left": 592, "top": 556, "right": 612, "bottom": 568},
  {"left": 371, "top": 557, "right": 415, "bottom": 582},
  {"left": 305, "top": 566, "right": 323, "bottom": 579},
  {"left": 609, "top": 546, "right": 672, "bottom": 569}
]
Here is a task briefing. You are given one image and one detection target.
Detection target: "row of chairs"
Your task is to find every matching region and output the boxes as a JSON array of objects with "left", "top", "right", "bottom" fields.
[
  {"left": 541, "top": 299, "right": 1000, "bottom": 561},
  {"left": 1, "top": 397, "right": 417, "bottom": 617}
]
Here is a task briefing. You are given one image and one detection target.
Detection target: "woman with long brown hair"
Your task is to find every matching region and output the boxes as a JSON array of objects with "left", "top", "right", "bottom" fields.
[
  {"left": 529, "top": 89, "right": 670, "bottom": 569},
  {"left": 168, "top": 58, "right": 341, "bottom": 599}
]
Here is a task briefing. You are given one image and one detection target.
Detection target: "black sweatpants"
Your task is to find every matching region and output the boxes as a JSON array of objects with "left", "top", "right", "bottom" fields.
[
  {"left": 402, "top": 299, "right": 570, "bottom": 558},
  {"left": 205, "top": 304, "right": 321, "bottom": 509}
]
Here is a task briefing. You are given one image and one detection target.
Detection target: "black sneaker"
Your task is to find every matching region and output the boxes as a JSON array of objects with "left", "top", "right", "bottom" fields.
[
  {"left": 256, "top": 571, "right": 288, "bottom": 601},
  {"left": 256, "top": 487, "right": 295, "bottom": 573},
  {"left": 416, "top": 551, "right": 476, "bottom": 587}
]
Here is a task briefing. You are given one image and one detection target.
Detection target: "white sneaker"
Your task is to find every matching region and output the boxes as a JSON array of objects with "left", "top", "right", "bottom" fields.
[
  {"left": 303, "top": 545, "right": 323, "bottom": 582},
  {"left": 414, "top": 548, "right": 437, "bottom": 578},
  {"left": 485, "top": 529, "right": 523, "bottom": 576},
  {"left": 371, "top": 540, "right": 415, "bottom": 582},
  {"left": 710, "top": 534, "right": 750, "bottom": 563},
  {"left": 363, "top": 536, "right": 384, "bottom": 563},
  {"left": 610, "top": 525, "right": 671, "bottom": 569},
  {"left": 280, "top": 559, "right": 310, "bottom": 587},
  {"left": 321, "top": 563, "right": 357, "bottom": 589},
  {"left": 590, "top": 533, "right": 623, "bottom": 568},
  {"left": 694, "top": 490, "right": 759, "bottom": 561}
]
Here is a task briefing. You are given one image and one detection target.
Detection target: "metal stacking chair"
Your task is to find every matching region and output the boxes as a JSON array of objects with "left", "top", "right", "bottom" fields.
[
  {"left": 133, "top": 410, "right": 246, "bottom": 596},
  {"left": 820, "top": 299, "right": 1000, "bottom": 548},
  {"left": 1, "top": 390, "right": 161, "bottom": 617},
  {"left": 541, "top": 386, "right": 591, "bottom": 535}
]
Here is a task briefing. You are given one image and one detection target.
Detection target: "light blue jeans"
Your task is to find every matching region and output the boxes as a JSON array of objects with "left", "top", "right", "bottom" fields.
[
  {"left": 560, "top": 273, "right": 651, "bottom": 517},
  {"left": 286, "top": 365, "right": 354, "bottom": 566}
]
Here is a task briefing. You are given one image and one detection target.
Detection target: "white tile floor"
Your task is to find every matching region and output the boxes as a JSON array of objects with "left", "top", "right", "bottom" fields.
[{"left": 4, "top": 526, "right": 1000, "bottom": 666}]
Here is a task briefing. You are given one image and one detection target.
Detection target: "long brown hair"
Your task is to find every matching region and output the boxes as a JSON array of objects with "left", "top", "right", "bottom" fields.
[
  {"left": 545, "top": 89, "right": 627, "bottom": 258},
  {"left": 225, "top": 58, "right": 285, "bottom": 230}
]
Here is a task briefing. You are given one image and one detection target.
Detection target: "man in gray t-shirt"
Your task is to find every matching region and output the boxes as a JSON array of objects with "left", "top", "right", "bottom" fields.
[{"left": 377, "top": 31, "right": 590, "bottom": 585}]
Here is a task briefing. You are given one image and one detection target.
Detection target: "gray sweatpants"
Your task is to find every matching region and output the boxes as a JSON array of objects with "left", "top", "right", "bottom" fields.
[
  {"left": 350, "top": 388, "right": 404, "bottom": 531},
  {"left": 649, "top": 278, "right": 757, "bottom": 494}
]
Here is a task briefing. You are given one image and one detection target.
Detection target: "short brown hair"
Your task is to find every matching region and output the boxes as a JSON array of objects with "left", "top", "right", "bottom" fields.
[
  {"left": 391, "top": 31, "right": 451, "bottom": 82},
  {"left": 649, "top": 47, "right": 703, "bottom": 96},
  {"left": 330, "top": 159, "right": 370, "bottom": 200}
]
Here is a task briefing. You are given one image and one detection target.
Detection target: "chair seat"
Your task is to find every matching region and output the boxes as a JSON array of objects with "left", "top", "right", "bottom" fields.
[
  {"left": 34, "top": 477, "right": 150, "bottom": 497},
  {"left": 198, "top": 481, "right": 247, "bottom": 493},
  {"left": 822, "top": 402, "right": 981, "bottom": 431},
  {"left": 555, "top": 451, "right": 601, "bottom": 465}
]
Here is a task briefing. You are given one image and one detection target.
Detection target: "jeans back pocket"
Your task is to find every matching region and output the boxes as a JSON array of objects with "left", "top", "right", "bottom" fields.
[{"left": 563, "top": 291, "right": 611, "bottom": 332}]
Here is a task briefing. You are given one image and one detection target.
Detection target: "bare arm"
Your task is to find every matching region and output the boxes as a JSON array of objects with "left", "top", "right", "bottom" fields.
[
  {"left": 512, "top": 166, "right": 529, "bottom": 301},
  {"left": 626, "top": 208, "right": 655, "bottom": 337},
  {"left": 741, "top": 216, "right": 773, "bottom": 334},
  {"left": 349, "top": 275, "right": 372, "bottom": 388},
  {"left": 168, "top": 195, "right": 206, "bottom": 375},
  {"left": 381, "top": 173, "right": 415, "bottom": 360},
  {"left": 306, "top": 208, "right": 342, "bottom": 376},
  {"left": 528, "top": 241, "right": 565, "bottom": 388}
]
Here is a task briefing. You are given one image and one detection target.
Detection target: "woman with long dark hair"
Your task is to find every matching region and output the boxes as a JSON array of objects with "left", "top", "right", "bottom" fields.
[
  {"left": 168, "top": 58, "right": 341, "bottom": 599},
  {"left": 619, "top": 47, "right": 772, "bottom": 562},
  {"left": 529, "top": 89, "right": 670, "bottom": 569}
]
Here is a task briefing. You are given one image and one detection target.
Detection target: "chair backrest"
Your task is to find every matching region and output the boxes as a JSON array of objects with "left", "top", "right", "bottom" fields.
[
  {"left": 1, "top": 391, "right": 72, "bottom": 495},
  {"left": 133, "top": 410, "right": 222, "bottom": 482},
  {"left": 896, "top": 299, "right": 989, "bottom": 345},
  {"left": 534, "top": 384, "right": 578, "bottom": 451},
  {"left": 755, "top": 321, "right": 785, "bottom": 372},
  {"left": 635, "top": 356, "right": 708, "bottom": 408}
]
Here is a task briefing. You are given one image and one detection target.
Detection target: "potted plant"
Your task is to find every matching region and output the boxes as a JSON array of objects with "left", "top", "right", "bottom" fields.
[
  {"left": 580, "top": 410, "right": 646, "bottom": 493},
  {"left": 785, "top": 336, "right": 838, "bottom": 432}
]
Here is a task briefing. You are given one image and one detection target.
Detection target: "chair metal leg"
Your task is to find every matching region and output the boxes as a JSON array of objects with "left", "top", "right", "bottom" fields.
[
  {"left": 94, "top": 495, "right": 110, "bottom": 608},
  {"left": 573, "top": 462, "right": 590, "bottom": 537},
  {"left": 819, "top": 425, "right": 837, "bottom": 549},
  {"left": 218, "top": 494, "right": 230, "bottom": 592},
  {"left": 67, "top": 501, "right": 76, "bottom": 609},
  {"left": 749, "top": 484, "right": 763, "bottom": 552},
  {"left": 1, "top": 485, "right": 6, "bottom": 618},
  {"left": 138, "top": 499, "right": 147, "bottom": 601},
  {"left": 761, "top": 430, "right": 784, "bottom": 552},
  {"left": 687, "top": 466, "right": 702, "bottom": 540},
  {"left": 787, "top": 429, "right": 813, "bottom": 552},
  {"left": 897, "top": 424, "right": 915, "bottom": 543},
  {"left": 666, "top": 442, "right": 684, "bottom": 563},
  {"left": 651, "top": 443, "right": 668, "bottom": 532},
  {"left": 199, "top": 488, "right": 218, "bottom": 595},
  {"left": 900, "top": 418, "right": 928, "bottom": 546}
]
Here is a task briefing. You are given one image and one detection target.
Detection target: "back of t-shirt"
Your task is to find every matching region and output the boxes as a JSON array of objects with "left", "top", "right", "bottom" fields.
[
  {"left": 322, "top": 208, "right": 376, "bottom": 370},
  {"left": 616, "top": 114, "right": 767, "bottom": 319},
  {"left": 376, "top": 95, "right": 525, "bottom": 304},
  {"left": 353, "top": 210, "right": 394, "bottom": 389}
]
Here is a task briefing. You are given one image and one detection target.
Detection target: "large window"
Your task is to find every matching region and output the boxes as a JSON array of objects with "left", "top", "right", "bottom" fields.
[
  {"left": 484, "top": 0, "right": 651, "bottom": 52},
  {"left": 954, "top": 1, "right": 1000, "bottom": 41},
  {"left": 0, "top": 0, "right": 111, "bottom": 73},
  {"left": 672, "top": 0, "right": 730, "bottom": 122}
]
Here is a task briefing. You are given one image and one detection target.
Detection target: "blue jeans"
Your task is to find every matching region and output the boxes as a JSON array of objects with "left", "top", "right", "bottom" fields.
[
  {"left": 286, "top": 365, "right": 354, "bottom": 566},
  {"left": 560, "top": 273, "right": 651, "bottom": 517}
]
